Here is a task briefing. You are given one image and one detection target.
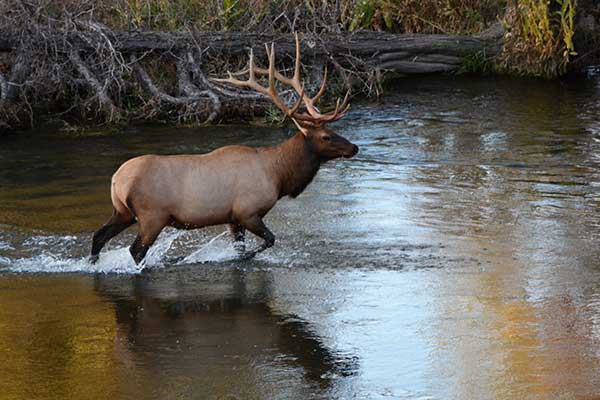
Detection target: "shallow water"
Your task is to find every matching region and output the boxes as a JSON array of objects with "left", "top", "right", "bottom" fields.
[{"left": 2, "top": 75, "right": 600, "bottom": 399}]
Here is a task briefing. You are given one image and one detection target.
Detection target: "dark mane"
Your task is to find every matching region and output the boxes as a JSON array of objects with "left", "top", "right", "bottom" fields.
[{"left": 270, "top": 132, "right": 321, "bottom": 199}]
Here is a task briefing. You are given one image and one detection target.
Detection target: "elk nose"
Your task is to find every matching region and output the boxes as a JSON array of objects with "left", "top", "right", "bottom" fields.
[{"left": 351, "top": 144, "right": 359, "bottom": 156}]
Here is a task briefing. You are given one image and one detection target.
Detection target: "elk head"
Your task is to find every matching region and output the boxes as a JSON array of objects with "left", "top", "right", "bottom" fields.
[{"left": 213, "top": 33, "right": 358, "bottom": 162}]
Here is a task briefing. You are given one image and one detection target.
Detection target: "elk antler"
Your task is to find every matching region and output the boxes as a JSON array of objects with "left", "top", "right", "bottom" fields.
[{"left": 212, "top": 33, "right": 350, "bottom": 126}]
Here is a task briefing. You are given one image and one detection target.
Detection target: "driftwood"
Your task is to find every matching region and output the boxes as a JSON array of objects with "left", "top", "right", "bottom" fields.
[
  {"left": 2, "top": 52, "right": 30, "bottom": 102},
  {"left": 69, "top": 51, "right": 121, "bottom": 122},
  {"left": 131, "top": 55, "right": 214, "bottom": 122},
  {"left": 0, "top": 30, "right": 500, "bottom": 74},
  {"left": 0, "top": 70, "right": 7, "bottom": 107},
  {"left": 0, "top": 30, "right": 500, "bottom": 128},
  {"left": 176, "top": 52, "right": 221, "bottom": 122}
]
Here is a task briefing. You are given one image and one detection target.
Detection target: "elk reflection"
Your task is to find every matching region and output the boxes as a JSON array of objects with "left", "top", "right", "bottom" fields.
[{"left": 93, "top": 265, "right": 358, "bottom": 398}]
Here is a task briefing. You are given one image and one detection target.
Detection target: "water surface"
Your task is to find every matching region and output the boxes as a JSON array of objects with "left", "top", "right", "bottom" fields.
[{"left": 2, "top": 75, "right": 600, "bottom": 399}]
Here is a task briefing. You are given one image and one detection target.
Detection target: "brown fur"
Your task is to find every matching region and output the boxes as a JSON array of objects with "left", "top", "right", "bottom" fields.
[{"left": 90, "top": 127, "right": 358, "bottom": 264}]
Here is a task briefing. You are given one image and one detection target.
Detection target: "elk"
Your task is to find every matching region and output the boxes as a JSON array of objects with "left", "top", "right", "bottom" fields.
[{"left": 90, "top": 34, "right": 358, "bottom": 265}]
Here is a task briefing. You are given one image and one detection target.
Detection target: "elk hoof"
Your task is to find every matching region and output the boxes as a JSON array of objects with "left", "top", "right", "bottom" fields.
[
  {"left": 89, "top": 254, "right": 99, "bottom": 264},
  {"left": 239, "top": 251, "right": 257, "bottom": 261},
  {"left": 233, "top": 241, "right": 246, "bottom": 255},
  {"left": 166, "top": 255, "right": 185, "bottom": 265}
]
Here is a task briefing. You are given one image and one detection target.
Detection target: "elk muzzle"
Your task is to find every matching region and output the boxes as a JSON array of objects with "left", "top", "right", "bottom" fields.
[{"left": 345, "top": 144, "right": 359, "bottom": 158}]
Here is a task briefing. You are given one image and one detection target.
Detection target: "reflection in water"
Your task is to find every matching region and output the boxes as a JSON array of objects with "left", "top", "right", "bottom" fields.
[
  {"left": 0, "top": 276, "right": 121, "bottom": 400},
  {"left": 93, "top": 266, "right": 358, "bottom": 399},
  {"left": 2, "top": 75, "right": 600, "bottom": 399}
]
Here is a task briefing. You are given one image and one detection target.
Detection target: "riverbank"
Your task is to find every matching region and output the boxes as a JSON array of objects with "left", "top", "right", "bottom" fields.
[{"left": 0, "top": 1, "right": 598, "bottom": 131}]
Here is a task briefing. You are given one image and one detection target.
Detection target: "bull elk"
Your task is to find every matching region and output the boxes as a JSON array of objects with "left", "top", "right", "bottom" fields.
[{"left": 90, "top": 34, "right": 358, "bottom": 265}]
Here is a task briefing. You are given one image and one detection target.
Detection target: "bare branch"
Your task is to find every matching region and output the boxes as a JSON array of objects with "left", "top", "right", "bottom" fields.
[
  {"left": 132, "top": 55, "right": 221, "bottom": 123},
  {"left": 69, "top": 50, "right": 120, "bottom": 122},
  {"left": 5, "top": 52, "right": 30, "bottom": 102},
  {"left": 0, "top": 70, "right": 8, "bottom": 107},
  {"left": 176, "top": 52, "right": 221, "bottom": 123}
]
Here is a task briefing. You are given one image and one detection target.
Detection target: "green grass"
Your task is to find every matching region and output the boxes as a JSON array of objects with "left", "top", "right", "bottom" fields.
[{"left": 458, "top": 50, "right": 494, "bottom": 75}]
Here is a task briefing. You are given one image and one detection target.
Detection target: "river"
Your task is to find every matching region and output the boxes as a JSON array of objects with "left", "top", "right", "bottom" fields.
[{"left": 1, "top": 74, "right": 600, "bottom": 399}]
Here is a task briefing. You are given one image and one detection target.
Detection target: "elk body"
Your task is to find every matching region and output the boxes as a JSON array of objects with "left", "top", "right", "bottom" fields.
[{"left": 90, "top": 34, "right": 358, "bottom": 265}]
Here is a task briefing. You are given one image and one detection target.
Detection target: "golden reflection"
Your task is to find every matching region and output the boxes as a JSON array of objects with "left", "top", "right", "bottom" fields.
[
  {"left": 0, "top": 177, "right": 111, "bottom": 232},
  {"left": 428, "top": 197, "right": 600, "bottom": 399},
  {"left": 0, "top": 276, "right": 123, "bottom": 400}
]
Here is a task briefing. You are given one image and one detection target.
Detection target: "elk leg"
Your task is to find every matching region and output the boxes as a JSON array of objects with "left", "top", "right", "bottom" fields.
[
  {"left": 129, "top": 219, "right": 166, "bottom": 265},
  {"left": 239, "top": 216, "right": 275, "bottom": 260},
  {"left": 229, "top": 223, "right": 246, "bottom": 255},
  {"left": 129, "top": 235, "right": 149, "bottom": 265},
  {"left": 90, "top": 212, "right": 135, "bottom": 263}
]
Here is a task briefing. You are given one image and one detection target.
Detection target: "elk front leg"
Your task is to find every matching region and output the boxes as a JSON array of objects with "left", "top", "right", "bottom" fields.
[
  {"left": 129, "top": 217, "right": 167, "bottom": 265},
  {"left": 239, "top": 216, "right": 275, "bottom": 260},
  {"left": 229, "top": 223, "right": 246, "bottom": 256},
  {"left": 90, "top": 211, "right": 135, "bottom": 264}
]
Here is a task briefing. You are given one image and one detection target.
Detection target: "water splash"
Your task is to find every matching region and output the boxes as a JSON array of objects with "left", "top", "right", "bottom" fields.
[
  {"left": 0, "top": 228, "right": 260, "bottom": 274},
  {"left": 179, "top": 231, "right": 299, "bottom": 266},
  {"left": 0, "top": 229, "right": 179, "bottom": 274},
  {"left": 181, "top": 231, "right": 238, "bottom": 264},
  {"left": 6, "top": 250, "right": 141, "bottom": 274}
]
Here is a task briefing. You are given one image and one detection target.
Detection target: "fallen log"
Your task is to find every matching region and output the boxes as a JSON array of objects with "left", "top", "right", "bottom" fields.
[
  {"left": 0, "top": 30, "right": 501, "bottom": 75},
  {"left": 0, "top": 29, "right": 501, "bottom": 128}
]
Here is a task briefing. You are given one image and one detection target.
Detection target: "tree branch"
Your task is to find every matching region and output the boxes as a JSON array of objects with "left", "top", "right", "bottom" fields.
[{"left": 69, "top": 50, "right": 120, "bottom": 122}]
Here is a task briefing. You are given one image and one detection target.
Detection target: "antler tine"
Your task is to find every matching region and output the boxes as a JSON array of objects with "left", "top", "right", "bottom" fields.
[
  {"left": 325, "top": 92, "right": 352, "bottom": 122},
  {"left": 331, "top": 98, "right": 340, "bottom": 117},
  {"left": 267, "top": 42, "right": 276, "bottom": 92},
  {"left": 320, "top": 89, "right": 350, "bottom": 120},
  {"left": 213, "top": 33, "right": 350, "bottom": 126},
  {"left": 341, "top": 101, "right": 351, "bottom": 115},
  {"left": 271, "top": 44, "right": 306, "bottom": 120},
  {"left": 251, "top": 35, "right": 314, "bottom": 115},
  {"left": 214, "top": 44, "right": 296, "bottom": 116},
  {"left": 339, "top": 88, "right": 351, "bottom": 111},
  {"left": 248, "top": 48, "right": 255, "bottom": 82},
  {"left": 293, "top": 32, "right": 301, "bottom": 84},
  {"left": 300, "top": 89, "right": 352, "bottom": 124},
  {"left": 288, "top": 84, "right": 305, "bottom": 117},
  {"left": 212, "top": 71, "right": 254, "bottom": 90},
  {"left": 308, "top": 65, "right": 328, "bottom": 107}
]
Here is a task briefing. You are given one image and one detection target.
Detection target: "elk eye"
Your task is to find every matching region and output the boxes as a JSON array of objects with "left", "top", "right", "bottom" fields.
[{"left": 322, "top": 136, "right": 331, "bottom": 142}]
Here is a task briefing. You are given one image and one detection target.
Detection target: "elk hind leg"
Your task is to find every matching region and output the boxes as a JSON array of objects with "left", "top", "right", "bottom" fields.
[
  {"left": 129, "top": 217, "right": 168, "bottom": 265},
  {"left": 239, "top": 216, "right": 275, "bottom": 260},
  {"left": 90, "top": 210, "right": 135, "bottom": 263},
  {"left": 229, "top": 223, "right": 246, "bottom": 256}
]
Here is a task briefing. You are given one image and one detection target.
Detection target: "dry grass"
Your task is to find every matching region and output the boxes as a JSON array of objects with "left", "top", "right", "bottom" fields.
[
  {"left": 499, "top": 0, "right": 577, "bottom": 78},
  {"left": 99, "top": 0, "right": 501, "bottom": 34},
  {"left": 0, "top": 0, "right": 584, "bottom": 129}
]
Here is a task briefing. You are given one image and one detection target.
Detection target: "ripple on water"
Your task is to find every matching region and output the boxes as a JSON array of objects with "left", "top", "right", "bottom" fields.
[{"left": 3, "top": 74, "right": 600, "bottom": 400}]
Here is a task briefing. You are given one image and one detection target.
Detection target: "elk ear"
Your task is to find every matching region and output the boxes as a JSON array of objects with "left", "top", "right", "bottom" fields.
[{"left": 291, "top": 118, "right": 310, "bottom": 137}]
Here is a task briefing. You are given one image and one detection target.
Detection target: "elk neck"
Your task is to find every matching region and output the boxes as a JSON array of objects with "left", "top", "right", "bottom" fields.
[{"left": 267, "top": 131, "right": 321, "bottom": 199}]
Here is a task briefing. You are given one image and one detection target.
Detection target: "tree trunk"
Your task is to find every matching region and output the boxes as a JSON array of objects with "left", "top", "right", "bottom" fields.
[
  {"left": 0, "top": 29, "right": 503, "bottom": 129},
  {"left": 0, "top": 30, "right": 501, "bottom": 76}
]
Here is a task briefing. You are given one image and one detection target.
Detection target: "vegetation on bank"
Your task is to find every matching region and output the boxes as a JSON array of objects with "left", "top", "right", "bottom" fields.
[
  {"left": 100, "top": 0, "right": 580, "bottom": 79},
  {"left": 499, "top": 0, "right": 577, "bottom": 78},
  {"left": 106, "top": 0, "right": 502, "bottom": 34},
  {"left": 0, "top": 0, "right": 597, "bottom": 130}
]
